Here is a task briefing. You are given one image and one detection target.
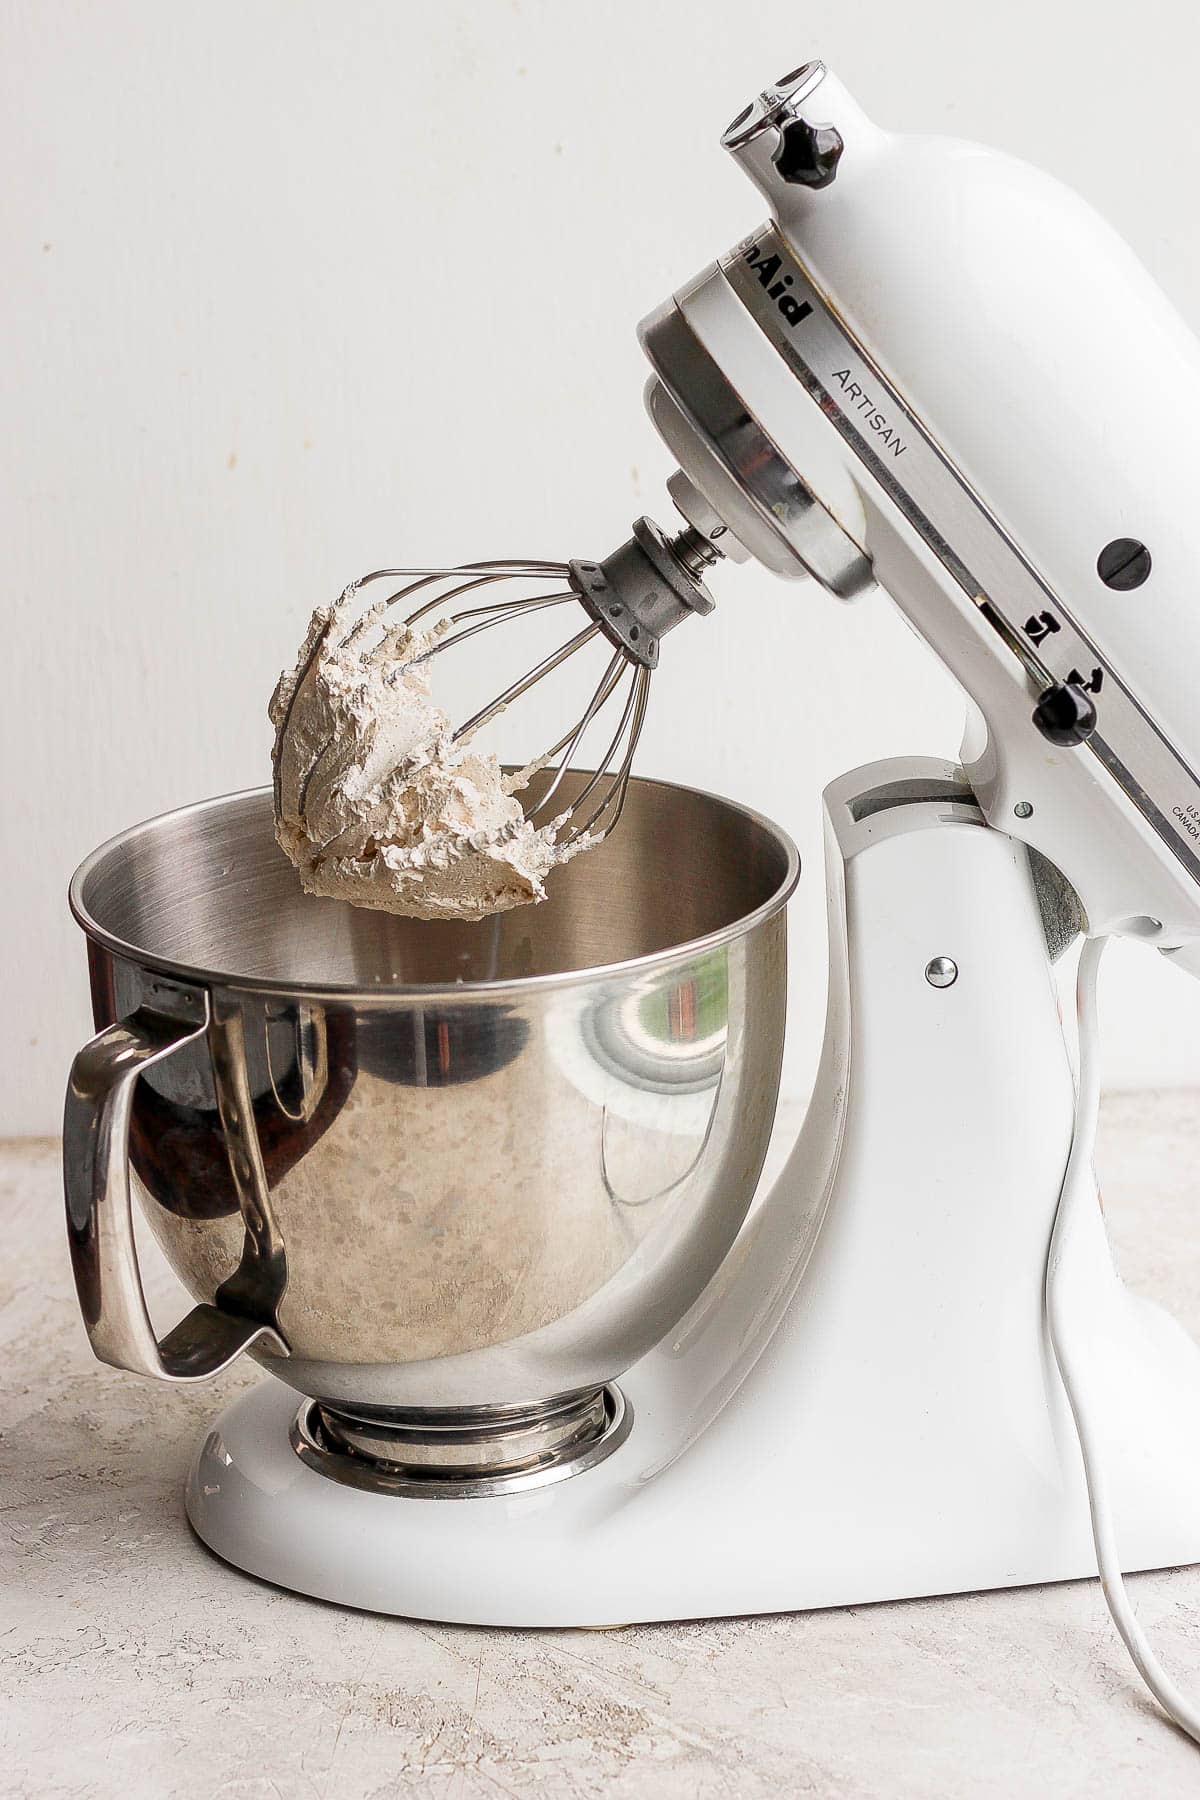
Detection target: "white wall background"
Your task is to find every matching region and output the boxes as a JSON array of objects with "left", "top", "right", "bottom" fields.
[{"left": 6, "top": 0, "right": 1200, "bottom": 1135}]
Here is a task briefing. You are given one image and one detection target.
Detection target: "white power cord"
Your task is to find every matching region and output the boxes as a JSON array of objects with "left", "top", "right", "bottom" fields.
[{"left": 1046, "top": 932, "right": 1200, "bottom": 1744}]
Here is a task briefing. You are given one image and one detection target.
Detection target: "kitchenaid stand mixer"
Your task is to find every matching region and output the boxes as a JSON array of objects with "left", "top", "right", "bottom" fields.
[{"left": 65, "top": 61, "right": 1200, "bottom": 1730}]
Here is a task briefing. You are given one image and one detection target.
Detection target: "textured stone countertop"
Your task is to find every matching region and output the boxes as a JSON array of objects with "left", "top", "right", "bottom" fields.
[{"left": 5, "top": 1094, "right": 1200, "bottom": 1798}]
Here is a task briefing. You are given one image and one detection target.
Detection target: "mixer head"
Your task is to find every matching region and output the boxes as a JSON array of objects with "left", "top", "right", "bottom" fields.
[{"left": 632, "top": 59, "right": 1200, "bottom": 952}]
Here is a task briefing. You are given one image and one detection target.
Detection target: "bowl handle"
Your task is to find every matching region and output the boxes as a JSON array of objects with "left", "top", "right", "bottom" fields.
[{"left": 63, "top": 986, "right": 288, "bottom": 1381}]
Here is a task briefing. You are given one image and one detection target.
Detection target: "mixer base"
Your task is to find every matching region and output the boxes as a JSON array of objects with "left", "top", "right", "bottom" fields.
[
  {"left": 188, "top": 1325, "right": 1200, "bottom": 1625},
  {"left": 187, "top": 759, "right": 1200, "bottom": 1624}
]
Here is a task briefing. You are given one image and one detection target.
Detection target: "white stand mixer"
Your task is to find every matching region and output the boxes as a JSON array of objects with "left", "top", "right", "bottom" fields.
[
  {"left": 192, "top": 756, "right": 1200, "bottom": 1622},
  {"left": 65, "top": 59, "right": 1200, "bottom": 1734}
]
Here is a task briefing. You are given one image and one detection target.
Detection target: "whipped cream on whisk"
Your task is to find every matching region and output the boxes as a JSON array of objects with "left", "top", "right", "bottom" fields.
[{"left": 270, "top": 592, "right": 591, "bottom": 922}]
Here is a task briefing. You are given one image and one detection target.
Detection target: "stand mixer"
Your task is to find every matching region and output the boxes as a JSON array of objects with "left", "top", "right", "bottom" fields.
[{"left": 63, "top": 61, "right": 1200, "bottom": 1737}]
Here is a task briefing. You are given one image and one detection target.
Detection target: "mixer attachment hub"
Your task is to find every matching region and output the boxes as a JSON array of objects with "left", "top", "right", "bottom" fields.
[{"left": 570, "top": 516, "right": 718, "bottom": 670}]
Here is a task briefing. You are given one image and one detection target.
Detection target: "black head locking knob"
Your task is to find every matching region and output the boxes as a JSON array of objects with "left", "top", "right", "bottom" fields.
[
  {"left": 1032, "top": 681, "right": 1098, "bottom": 747},
  {"left": 773, "top": 118, "right": 844, "bottom": 189}
]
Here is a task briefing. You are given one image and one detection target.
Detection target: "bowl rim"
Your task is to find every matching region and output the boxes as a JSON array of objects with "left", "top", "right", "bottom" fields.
[{"left": 68, "top": 778, "right": 800, "bottom": 1000}]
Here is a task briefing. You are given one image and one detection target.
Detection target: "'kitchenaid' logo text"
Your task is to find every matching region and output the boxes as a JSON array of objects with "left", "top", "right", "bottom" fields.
[{"left": 742, "top": 242, "right": 813, "bottom": 326}]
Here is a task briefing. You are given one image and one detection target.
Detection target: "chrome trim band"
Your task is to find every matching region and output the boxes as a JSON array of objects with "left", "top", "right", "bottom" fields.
[
  {"left": 640, "top": 297, "right": 873, "bottom": 598},
  {"left": 722, "top": 226, "right": 1200, "bottom": 888},
  {"left": 721, "top": 61, "right": 829, "bottom": 150}
]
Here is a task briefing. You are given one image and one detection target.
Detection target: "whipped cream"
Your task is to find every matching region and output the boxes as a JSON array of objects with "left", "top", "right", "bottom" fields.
[{"left": 270, "top": 591, "right": 592, "bottom": 921}]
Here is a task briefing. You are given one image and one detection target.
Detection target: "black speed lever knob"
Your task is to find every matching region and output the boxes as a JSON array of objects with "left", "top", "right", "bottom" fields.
[
  {"left": 773, "top": 118, "right": 845, "bottom": 188},
  {"left": 1032, "top": 681, "right": 1098, "bottom": 747}
]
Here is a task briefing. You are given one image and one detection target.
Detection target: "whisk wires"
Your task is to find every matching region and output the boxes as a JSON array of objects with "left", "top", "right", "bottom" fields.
[{"left": 286, "top": 559, "right": 650, "bottom": 848}]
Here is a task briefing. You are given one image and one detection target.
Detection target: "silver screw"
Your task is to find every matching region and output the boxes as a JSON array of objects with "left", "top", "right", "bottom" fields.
[
  {"left": 1014, "top": 801, "right": 1033, "bottom": 819},
  {"left": 925, "top": 956, "right": 958, "bottom": 988}
]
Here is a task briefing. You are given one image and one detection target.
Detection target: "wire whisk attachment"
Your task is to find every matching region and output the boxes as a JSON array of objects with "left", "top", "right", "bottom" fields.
[{"left": 270, "top": 516, "right": 719, "bottom": 921}]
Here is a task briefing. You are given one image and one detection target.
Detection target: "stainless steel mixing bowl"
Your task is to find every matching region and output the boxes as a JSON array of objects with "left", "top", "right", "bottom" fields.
[{"left": 64, "top": 776, "right": 797, "bottom": 1430}]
